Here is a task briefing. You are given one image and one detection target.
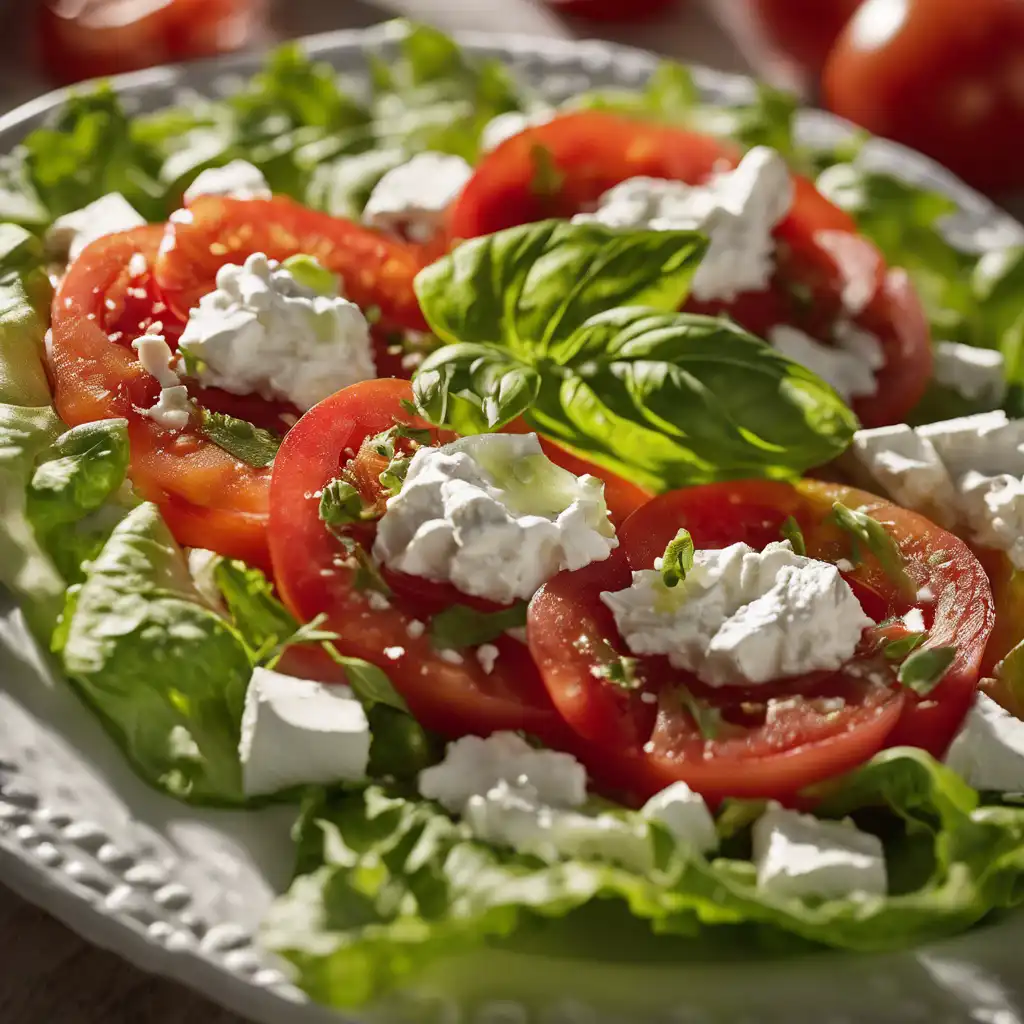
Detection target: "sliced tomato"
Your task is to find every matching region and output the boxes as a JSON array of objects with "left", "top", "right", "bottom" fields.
[
  {"left": 153, "top": 196, "right": 431, "bottom": 339},
  {"left": 49, "top": 226, "right": 273, "bottom": 566},
  {"left": 448, "top": 112, "right": 932, "bottom": 427},
  {"left": 268, "top": 377, "right": 574, "bottom": 742},
  {"left": 528, "top": 478, "right": 993, "bottom": 802}
]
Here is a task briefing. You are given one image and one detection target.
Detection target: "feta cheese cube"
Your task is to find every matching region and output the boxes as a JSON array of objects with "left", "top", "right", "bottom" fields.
[
  {"left": 362, "top": 152, "right": 473, "bottom": 243},
  {"left": 183, "top": 160, "right": 272, "bottom": 203},
  {"left": 46, "top": 193, "right": 146, "bottom": 263},
  {"left": 418, "top": 732, "right": 587, "bottom": 812},
  {"left": 945, "top": 693, "right": 1024, "bottom": 792},
  {"left": 640, "top": 781, "right": 717, "bottom": 853},
  {"left": 177, "top": 252, "right": 374, "bottom": 410},
  {"left": 932, "top": 341, "right": 1006, "bottom": 404},
  {"left": 752, "top": 805, "right": 887, "bottom": 901},
  {"left": 601, "top": 541, "right": 871, "bottom": 687},
  {"left": 917, "top": 411, "right": 1024, "bottom": 480},
  {"left": 374, "top": 432, "right": 617, "bottom": 605},
  {"left": 769, "top": 324, "right": 879, "bottom": 402},
  {"left": 958, "top": 471, "right": 1024, "bottom": 567},
  {"left": 851, "top": 424, "right": 959, "bottom": 528},
  {"left": 239, "top": 667, "right": 370, "bottom": 796},
  {"left": 573, "top": 146, "right": 794, "bottom": 302}
]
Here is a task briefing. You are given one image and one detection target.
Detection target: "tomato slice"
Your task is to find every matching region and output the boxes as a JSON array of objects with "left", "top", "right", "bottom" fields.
[
  {"left": 269, "top": 378, "right": 563, "bottom": 741},
  {"left": 448, "top": 112, "right": 932, "bottom": 428},
  {"left": 528, "top": 478, "right": 994, "bottom": 802},
  {"left": 153, "top": 196, "right": 432, "bottom": 340}
]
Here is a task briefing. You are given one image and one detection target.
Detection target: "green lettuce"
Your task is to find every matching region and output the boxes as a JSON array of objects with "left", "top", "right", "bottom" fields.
[{"left": 264, "top": 748, "right": 1024, "bottom": 1010}]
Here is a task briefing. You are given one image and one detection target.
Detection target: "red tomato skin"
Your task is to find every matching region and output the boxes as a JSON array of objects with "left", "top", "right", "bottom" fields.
[
  {"left": 747, "top": 0, "right": 862, "bottom": 75},
  {"left": 268, "top": 378, "right": 614, "bottom": 746},
  {"left": 529, "top": 478, "right": 994, "bottom": 802},
  {"left": 154, "top": 196, "right": 432, "bottom": 333},
  {"left": 823, "top": 0, "right": 1024, "bottom": 193},
  {"left": 448, "top": 112, "right": 932, "bottom": 427},
  {"left": 49, "top": 226, "right": 273, "bottom": 566}
]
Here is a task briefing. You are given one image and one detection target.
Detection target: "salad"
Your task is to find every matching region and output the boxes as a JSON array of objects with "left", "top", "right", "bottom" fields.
[{"left": 4, "top": 19, "right": 1024, "bottom": 1013}]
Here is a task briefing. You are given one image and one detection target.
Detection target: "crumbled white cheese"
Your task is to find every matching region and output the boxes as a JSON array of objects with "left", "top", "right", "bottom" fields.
[
  {"left": 480, "top": 106, "right": 556, "bottom": 152},
  {"left": 362, "top": 152, "right": 473, "bottom": 243},
  {"left": 476, "top": 643, "right": 500, "bottom": 675},
  {"left": 813, "top": 231, "right": 880, "bottom": 315},
  {"left": 46, "top": 193, "right": 147, "bottom": 263},
  {"left": 572, "top": 146, "right": 794, "bottom": 302},
  {"left": 752, "top": 804, "right": 887, "bottom": 901},
  {"left": 958, "top": 471, "right": 1024, "bottom": 568},
  {"left": 769, "top": 324, "right": 882, "bottom": 402},
  {"left": 851, "top": 424, "right": 959, "bottom": 529},
  {"left": 131, "top": 333, "right": 192, "bottom": 430},
  {"left": 183, "top": 160, "right": 272, "bottom": 203},
  {"left": 374, "top": 432, "right": 617, "bottom": 605},
  {"left": 601, "top": 541, "right": 871, "bottom": 687},
  {"left": 128, "top": 252, "right": 149, "bottom": 278},
  {"left": 640, "top": 782, "right": 717, "bottom": 853},
  {"left": 917, "top": 411, "right": 1024, "bottom": 480},
  {"left": 418, "top": 732, "right": 587, "bottom": 813},
  {"left": 932, "top": 341, "right": 1006, "bottom": 404},
  {"left": 902, "top": 608, "right": 926, "bottom": 632},
  {"left": 945, "top": 693, "right": 1024, "bottom": 792},
  {"left": 177, "top": 252, "right": 374, "bottom": 410},
  {"left": 239, "top": 667, "right": 370, "bottom": 796}
]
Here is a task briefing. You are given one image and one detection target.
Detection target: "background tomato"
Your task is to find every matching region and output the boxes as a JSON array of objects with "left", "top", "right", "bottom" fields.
[
  {"left": 746, "top": 0, "right": 862, "bottom": 75},
  {"left": 823, "top": 0, "right": 1024, "bottom": 193}
]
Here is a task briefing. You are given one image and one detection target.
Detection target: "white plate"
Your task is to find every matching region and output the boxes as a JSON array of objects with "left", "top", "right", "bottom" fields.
[{"left": 2, "top": 21, "right": 1024, "bottom": 1024}]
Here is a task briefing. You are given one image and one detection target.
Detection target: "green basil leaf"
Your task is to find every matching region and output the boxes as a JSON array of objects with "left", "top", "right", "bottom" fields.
[
  {"left": 897, "top": 646, "right": 957, "bottom": 695},
  {"left": 526, "top": 308, "right": 858, "bottom": 490},
  {"left": 428, "top": 601, "right": 528, "bottom": 651},
  {"left": 780, "top": 516, "right": 806, "bottom": 556},
  {"left": 694, "top": 84, "right": 798, "bottom": 160},
  {"left": 0, "top": 224, "right": 43, "bottom": 279},
  {"left": 883, "top": 632, "right": 927, "bottom": 661},
  {"left": 412, "top": 343, "right": 540, "bottom": 433},
  {"left": 198, "top": 409, "right": 281, "bottom": 469},
  {"left": 212, "top": 558, "right": 298, "bottom": 659},
  {"left": 831, "top": 502, "right": 916, "bottom": 599},
  {"left": 319, "top": 478, "right": 366, "bottom": 527},
  {"left": 413, "top": 220, "right": 708, "bottom": 363},
  {"left": 322, "top": 644, "right": 410, "bottom": 714},
  {"left": 676, "top": 685, "right": 723, "bottom": 740},
  {"left": 660, "top": 527, "right": 695, "bottom": 588}
]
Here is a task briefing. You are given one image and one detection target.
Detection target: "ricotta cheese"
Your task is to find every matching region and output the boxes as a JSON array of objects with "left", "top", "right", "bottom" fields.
[
  {"left": 572, "top": 146, "right": 794, "bottom": 302},
  {"left": 183, "top": 160, "right": 272, "bottom": 203},
  {"left": 362, "top": 152, "right": 473, "bottom": 243},
  {"left": 769, "top": 324, "right": 882, "bottom": 403},
  {"left": 932, "top": 341, "right": 1006, "bottom": 404},
  {"left": 373, "top": 432, "right": 617, "bottom": 605},
  {"left": 239, "top": 667, "right": 370, "bottom": 796},
  {"left": 131, "top": 333, "right": 192, "bottom": 431},
  {"left": 640, "top": 781, "right": 718, "bottom": 853},
  {"left": 601, "top": 540, "right": 872, "bottom": 687},
  {"left": 752, "top": 804, "right": 887, "bottom": 901},
  {"left": 945, "top": 693, "right": 1024, "bottom": 792},
  {"left": 46, "top": 193, "right": 146, "bottom": 263},
  {"left": 176, "top": 252, "right": 374, "bottom": 410},
  {"left": 419, "top": 732, "right": 587, "bottom": 812}
]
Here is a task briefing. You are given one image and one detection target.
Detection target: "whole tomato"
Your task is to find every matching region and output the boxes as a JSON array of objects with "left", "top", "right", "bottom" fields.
[{"left": 823, "top": 0, "right": 1024, "bottom": 193}]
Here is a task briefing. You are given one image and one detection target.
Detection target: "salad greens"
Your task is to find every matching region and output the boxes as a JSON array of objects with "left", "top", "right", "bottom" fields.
[
  {"left": 264, "top": 748, "right": 1024, "bottom": 1008},
  {"left": 413, "top": 222, "right": 858, "bottom": 489}
]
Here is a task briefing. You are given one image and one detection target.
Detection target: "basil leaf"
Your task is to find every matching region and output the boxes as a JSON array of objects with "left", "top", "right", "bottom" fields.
[
  {"left": 0, "top": 224, "right": 43, "bottom": 279},
  {"left": 677, "top": 685, "right": 723, "bottom": 740},
  {"left": 198, "top": 409, "right": 281, "bottom": 469},
  {"left": 319, "top": 479, "right": 366, "bottom": 527},
  {"left": 322, "top": 644, "right": 410, "bottom": 714},
  {"left": 694, "top": 84, "right": 798, "bottom": 161},
  {"left": 428, "top": 601, "right": 528, "bottom": 651},
  {"left": 898, "top": 646, "right": 957, "bottom": 695},
  {"left": 883, "top": 632, "right": 927, "bottom": 661},
  {"left": 660, "top": 527, "right": 695, "bottom": 588},
  {"left": 212, "top": 558, "right": 298, "bottom": 659},
  {"left": 831, "top": 502, "right": 916, "bottom": 599},
  {"left": 527, "top": 308, "right": 858, "bottom": 490},
  {"left": 780, "top": 516, "right": 806, "bottom": 556},
  {"left": 413, "top": 220, "right": 707, "bottom": 362},
  {"left": 413, "top": 343, "right": 541, "bottom": 433}
]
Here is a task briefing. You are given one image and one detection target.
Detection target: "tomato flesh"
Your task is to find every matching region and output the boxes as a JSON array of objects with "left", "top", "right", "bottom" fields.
[
  {"left": 528, "top": 478, "right": 994, "bottom": 802},
  {"left": 449, "top": 112, "right": 932, "bottom": 427}
]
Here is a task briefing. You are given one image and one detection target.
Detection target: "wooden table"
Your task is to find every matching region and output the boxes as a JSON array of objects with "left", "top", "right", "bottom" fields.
[{"left": 0, "top": 4, "right": 743, "bottom": 1021}]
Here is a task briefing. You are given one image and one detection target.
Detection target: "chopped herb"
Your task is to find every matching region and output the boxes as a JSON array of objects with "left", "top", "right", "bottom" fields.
[
  {"left": 198, "top": 409, "right": 281, "bottom": 468},
  {"left": 780, "top": 516, "right": 806, "bottom": 556},
  {"left": 529, "top": 143, "right": 565, "bottom": 197},
  {"left": 660, "top": 527, "right": 695, "bottom": 588},
  {"left": 378, "top": 455, "right": 412, "bottom": 496},
  {"left": 367, "top": 422, "right": 432, "bottom": 460},
  {"left": 262, "top": 613, "right": 338, "bottom": 669},
  {"left": 593, "top": 655, "right": 642, "bottom": 690},
  {"left": 831, "top": 502, "right": 915, "bottom": 598},
  {"left": 318, "top": 478, "right": 367, "bottom": 526},
  {"left": 322, "top": 642, "right": 410, "bottom": 713},
  {"left": 351, "top": 544, "right": 391, "bottom": 595},
  {"left": 883, "top": 631, "right": 927, "bottom": 661},
  {"left": 897, "top": 645, "right": 957, "bottom": 695},
  {"left": 428, "top": 601, "right": 528, "bottom": 651},
  {"left": 281, "top": 253, "right": 341, "bottom": 296},
  {"left": 677, "top": 685, "right": 724, "bottom": 740}
]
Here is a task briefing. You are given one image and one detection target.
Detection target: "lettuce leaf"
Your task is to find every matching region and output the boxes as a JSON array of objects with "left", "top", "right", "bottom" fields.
[{"left": 264, "top": 749, "right": 1024, "bottom": 1010}]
